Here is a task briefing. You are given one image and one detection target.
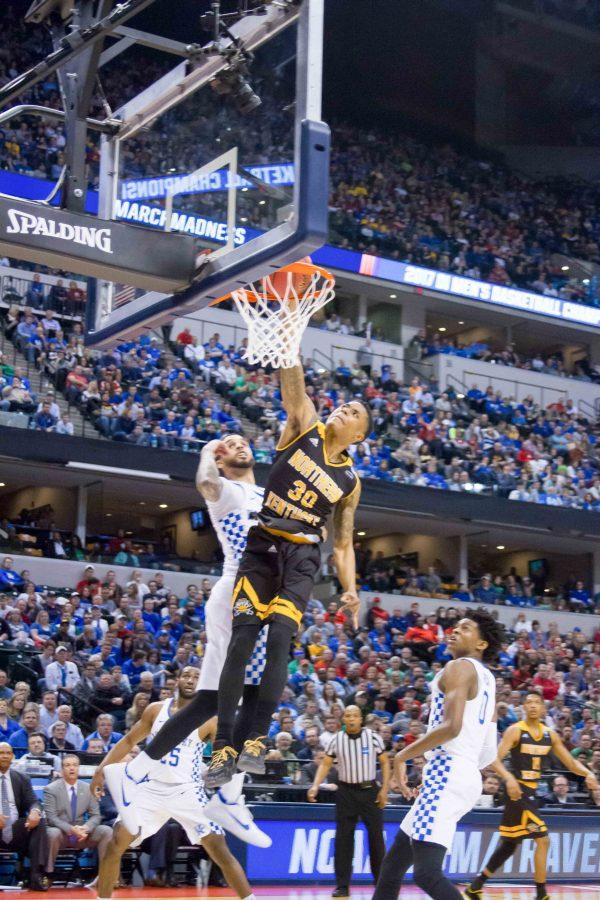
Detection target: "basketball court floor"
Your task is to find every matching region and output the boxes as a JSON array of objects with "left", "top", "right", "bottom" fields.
[{"left": 8, "top": 887, "right": 599, "bottom": 899}]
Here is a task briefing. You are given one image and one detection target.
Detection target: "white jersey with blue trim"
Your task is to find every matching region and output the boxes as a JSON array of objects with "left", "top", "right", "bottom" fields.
[
  {"left": 150, "top": 699, "right": 207, "bottom": 785},
  {"left": 426, "top": 657, "right": 496, "bottom": 765},
  {"left": 206, "top": 478, "right": 264, "bottom": 577}
]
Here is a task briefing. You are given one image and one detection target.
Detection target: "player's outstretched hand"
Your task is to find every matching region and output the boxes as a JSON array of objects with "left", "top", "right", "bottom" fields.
[
  {"left": 505, "top": 774, "right": 523, "bottom": 801},
  {"left": 90, "top": 769, "right": 105, "bottom": 799},
  {"left": 339, "top": 591, "right": 360, "bottom": 629}
]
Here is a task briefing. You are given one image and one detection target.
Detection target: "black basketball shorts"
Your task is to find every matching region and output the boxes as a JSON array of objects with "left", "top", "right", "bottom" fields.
[
  {"left": 499, "top": 788, "right": 548, "bottom": 840},
  {"left": 230, "top": 526, "right": 320, "bottom": 632}
]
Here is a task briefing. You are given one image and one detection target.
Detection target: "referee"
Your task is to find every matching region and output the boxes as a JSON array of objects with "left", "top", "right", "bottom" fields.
[{"left": 308, "top": 705, "right": 389, "bottom": 898}]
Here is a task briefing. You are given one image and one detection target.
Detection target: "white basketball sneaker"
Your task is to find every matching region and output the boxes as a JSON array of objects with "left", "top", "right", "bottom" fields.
[
  {"left": 203, "top": 789, "right": 272, "bottom": 848},
  {"left": 103, "top": 762, "right": 144, "bottom": 839}
]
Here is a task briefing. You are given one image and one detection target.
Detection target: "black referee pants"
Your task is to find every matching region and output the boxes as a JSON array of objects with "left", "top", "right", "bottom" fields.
[{"left": 334, "top": 783, "right": 385, "bottom": 889}]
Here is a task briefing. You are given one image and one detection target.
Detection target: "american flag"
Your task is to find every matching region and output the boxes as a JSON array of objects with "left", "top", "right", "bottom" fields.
[{"left": 113, "top": 284, "right": 137, "bottom": 308}]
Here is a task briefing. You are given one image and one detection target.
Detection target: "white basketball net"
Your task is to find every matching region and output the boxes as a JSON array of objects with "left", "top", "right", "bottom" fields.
[{"left": 229, "top": 266, "right": 335, "bottom": 368}]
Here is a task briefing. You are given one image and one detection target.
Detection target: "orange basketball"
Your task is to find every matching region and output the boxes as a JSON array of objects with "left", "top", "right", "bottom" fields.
[{"left": 269, "top": 256, "right": 314, "bottom": 299}]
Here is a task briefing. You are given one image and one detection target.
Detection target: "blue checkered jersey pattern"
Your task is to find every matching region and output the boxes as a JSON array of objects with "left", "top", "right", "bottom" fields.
[
  {"left": 409, "top": 750, "right": 453, "bottom": 841},
  {"left": 207, "top": 479, "right": 264, "bottom": 576}
]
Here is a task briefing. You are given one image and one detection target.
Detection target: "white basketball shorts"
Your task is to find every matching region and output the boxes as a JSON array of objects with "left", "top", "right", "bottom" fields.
[
  {"left": 400, "top": 750, "right": 482, "bottom": 850},
  {"left": 198, "top": 573, "right": 268, "bottom": 691},
  {"left": 124, "top": 779, "right": 224, "bottom": 846}
]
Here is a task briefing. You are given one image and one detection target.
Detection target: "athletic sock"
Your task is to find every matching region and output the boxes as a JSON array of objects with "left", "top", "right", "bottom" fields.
[
  {"left": 218, "top": 772, "right": 245, "bottom": 803},
  {"left": 242, "top": 894, "right": 257, "bottom": 900},
  {"left": 535, "top": 883, "right": 548, "bottom": 899}
]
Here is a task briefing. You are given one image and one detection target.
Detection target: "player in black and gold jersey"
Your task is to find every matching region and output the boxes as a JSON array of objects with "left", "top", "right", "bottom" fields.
[
  {"left": 204, "top": 359, "right": 371, "bottom": 786},
  {"left": 466, "top": 692, "right": 599, "bottom": 900}
]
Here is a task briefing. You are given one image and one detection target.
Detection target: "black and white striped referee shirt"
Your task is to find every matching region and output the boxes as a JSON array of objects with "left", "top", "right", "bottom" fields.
[{"left": 326, "top": 728, "right": 385, "bottom": 783}]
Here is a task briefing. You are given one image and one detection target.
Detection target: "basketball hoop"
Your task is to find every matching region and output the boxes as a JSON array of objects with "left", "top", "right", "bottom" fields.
[{"left": 213, "top": 259, "right": 335, "bottom": 369}]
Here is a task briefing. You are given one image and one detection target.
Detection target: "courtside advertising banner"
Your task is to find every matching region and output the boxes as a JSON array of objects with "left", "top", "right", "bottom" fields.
[{"left": 243, "top": 808, "right": 600, "bottom": 883}]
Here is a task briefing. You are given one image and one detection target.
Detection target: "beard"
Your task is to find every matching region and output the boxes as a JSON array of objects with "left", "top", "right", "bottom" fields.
[
  {"left": 179, "top": 688, "right": 197, "bottom": 700},
  {"left": 228, "top": 458, "right": 255, "bottom": 471}
]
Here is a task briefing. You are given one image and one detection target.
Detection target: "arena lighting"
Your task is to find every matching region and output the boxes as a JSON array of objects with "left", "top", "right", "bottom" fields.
[
  {"left": 357, "top": 530, "right": 366, "bottom": 536},
  {"left": 159, "top": 503, "right": 168, "bottom": 509},
  {"left": 0, "top": 482, "right": 5, "bottom": 487},
  {"left": 438, "top": 326, "right": 446, "bottom": 332},
  {"left": 496, "top": 545, "right": 505, "bottom": 550},
  {"left": 458, "top": 320, "right": 464, "bottom": 325},
  {"left": 389, "top": 293, "right": 397, "bottom": 298},
  {"left": 65, "top": 462, "right": 171, "bottom": 481}
]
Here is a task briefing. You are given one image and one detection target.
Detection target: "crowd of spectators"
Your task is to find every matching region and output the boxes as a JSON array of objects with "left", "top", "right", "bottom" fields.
[
  {"left": 0, "top": 565, "right": 599, "bottom": 815},
  {"left": 351, "top": 555, "right": 600, "bottom": 613},
  {"left": 0, "top": 555, "right": 599, "bottom": 884},
  {"left": 0, "top": 8, "right": 599, "bottom": 310},
  {"left": 2, "top": 298, "right": 600, "bottom": 513},
  {"left": 411, "top": 329, "right": 600, "bottom": 385}
]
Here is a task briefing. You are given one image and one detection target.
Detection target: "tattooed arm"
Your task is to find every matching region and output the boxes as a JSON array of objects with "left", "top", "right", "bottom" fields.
[
  {"left": 332, "top": 481, "right": 361, "bottom": 627},
  {"left": 196, "top": 439, "right": 225, "bottom": 502},
  {"left": 277, "top": 363, "right": 318, "bottom": 448}
]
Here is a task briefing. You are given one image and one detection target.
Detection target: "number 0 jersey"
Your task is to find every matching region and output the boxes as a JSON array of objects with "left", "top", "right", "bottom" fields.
[
  {"left": 150, "top": 699, "right": 208, "bottom": 785},
  {"left": 509, "top": 720, "right": 553, "bottom": 789},
  {"left": 426, "top": 657, "right": 496, "bottom": 765},
  {"left": 259, "top": 421, "right": 359, "bottom": 543}
]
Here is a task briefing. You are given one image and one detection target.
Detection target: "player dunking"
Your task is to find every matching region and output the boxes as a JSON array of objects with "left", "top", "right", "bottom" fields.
[
  {"left": 204, "top": 360, "right": 369, "bottom": 785},
  {"left": 91, "top": 667, "right": 257, "bottom": 900},
  {"left": 466, "top": 690, "right": 599, "bottom": 900},
  {"left": 117, "top": 435, "right": 270, "bottom": 846},
  {"left": 372, "top": 610, "right": 503, "bottom": 900},
  {"left": 126, "top": 356, "right": 368, "bottom": 792}
]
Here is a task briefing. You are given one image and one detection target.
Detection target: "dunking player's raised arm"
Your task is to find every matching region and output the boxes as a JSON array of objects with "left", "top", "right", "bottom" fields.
[
  {"left": 277, "top": 363, "right": 318, "bottom": 448},
  {"left": 196, "top": 438, "right": 226, "bottom": 502},
  {"left": 332, "top": 480, "right": 361, "bottom": 627}
]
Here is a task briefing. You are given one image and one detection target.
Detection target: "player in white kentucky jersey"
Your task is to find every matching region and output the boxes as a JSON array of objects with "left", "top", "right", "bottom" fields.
[
  {"left": 112, "top": 434, "right": 271, "bottom": 847},
  {"left": 372, "top": 609, "right": 504, "bottom": 900},
  {"left": 92, "top": 667, "right": 258, "bottom": 900}
]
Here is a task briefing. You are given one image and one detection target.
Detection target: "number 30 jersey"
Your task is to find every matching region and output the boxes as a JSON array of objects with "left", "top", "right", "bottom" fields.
[
  {"left": 259, "top": 421, "right": 359, "bottom": 543},
  {"left": 426, "top": 657, "right": 496, "bottom": 765},
  {"left": 150, "top": 699, "right": 207, "bottom": 786}
]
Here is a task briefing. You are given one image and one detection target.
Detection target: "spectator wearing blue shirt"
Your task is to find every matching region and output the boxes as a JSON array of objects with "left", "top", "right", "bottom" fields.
[
  {"left": 156, "top": 631, "right": 175, "bottom": 661},
  {"left": 142, "top": 598, "right": 162, "bottom": 634},
  {"left": 423, "top": 460, "right": 448, "bottom": 489},
  {"left": 204, "top": 334, "right": 225, "bottom": 363},
  {"left": 33, "top": 400, "right": 57, "bottom": 432},
  {"left": 122, "top": 650, "right": 148, "bottom": 689},
  {"left": 8, "top": 707, "right": 41, "bottom": 758},
  {"left": 164, "top": 614, "right": 184, "bottom": 644},
  {"left": 372, "top": 696, "right": 393, "bottom": 722},
  {"left": 473, "top": 575, "right": 498, "bottom": 605},
  {"left": 0, "top": 671, "right": 14, "bottom": 701},
  {"left": 0, "top": 698, "right": 18, "bottom": 741},
  {"left": 14, "top": 313, "right": 37, "bottom": 351},
  {"left": 569, "top": 581, "right": 593, "bottom": 611},
  {"left": 368, "top": 620, "right": 392, "bottom": 653},
  {"left": 0, "top": 556, "right": 24, "bottom": 589},
  {"left": 81, "top": 714, "right": 123, "bottom": 752},
  {"left": 25, "top": 274, "right": 45, "bottom": 306},
  {"left": 451, "top": 584, "right": 472, "bottom": 602},
  {"left": 504, "top": 585, "right": 530, "bottom": 607}
]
